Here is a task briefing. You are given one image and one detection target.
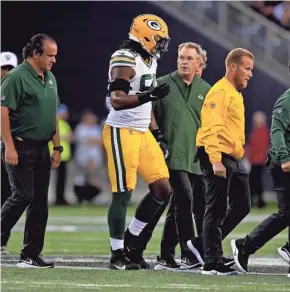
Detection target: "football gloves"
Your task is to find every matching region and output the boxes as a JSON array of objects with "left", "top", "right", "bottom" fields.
[
  {"left": 151, "top": 129, "right": 169, "bottom": 161},
  {"left": 138, "top": 83, "right": 170, "bottom": 105}
]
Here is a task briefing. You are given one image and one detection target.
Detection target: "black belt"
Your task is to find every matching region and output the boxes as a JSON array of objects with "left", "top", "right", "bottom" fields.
[
  {"left": 13, "top": 136, "right": 50, "bottom": 145},
  {"left": 194, "top": 146, "right": 237, "bottom": 163}
]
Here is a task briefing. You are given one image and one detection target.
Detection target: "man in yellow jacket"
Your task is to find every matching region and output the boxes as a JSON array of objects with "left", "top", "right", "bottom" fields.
[
  {"left": 49, "top": 104, "right": 72, "bottom": 205},
  {"left": 187, "top": 48, "right": 255, "bottom": 275}
]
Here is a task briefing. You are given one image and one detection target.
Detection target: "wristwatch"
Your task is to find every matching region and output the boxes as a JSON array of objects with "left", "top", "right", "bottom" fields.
[{"left": 53, "top": 146, "right": 64, "bottom": 153}]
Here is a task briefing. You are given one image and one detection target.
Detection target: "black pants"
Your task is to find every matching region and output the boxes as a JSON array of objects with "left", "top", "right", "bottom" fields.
[
  {"left": 249, "top": 164, "right": 265, "bottom": 203},
  {"left": 1, "top": 159, "right": 12, "bottom": 247},
  {"left": 55, "top": 161, "right": 67, "bottom": 204},
  {"left": 199, "top": 148, "right": 251, "bottom": 264},
  {"left": 138, "top": 170, "right": 205, "bottom": 259},
  {"left": 1, "top": 139, "right": 51, "bottom": 258},
  {"left": 242, "top": 161, "right": 290, "bottom": 254}
]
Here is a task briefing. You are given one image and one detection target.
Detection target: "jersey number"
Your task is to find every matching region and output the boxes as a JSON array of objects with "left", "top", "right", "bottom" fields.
[{"left": 139, "top": 74, "right": 156, "bottom": 91}]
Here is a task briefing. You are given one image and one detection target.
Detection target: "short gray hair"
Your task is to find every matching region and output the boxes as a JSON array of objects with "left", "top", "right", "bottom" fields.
[
  {"left": 200, "top": 49, "right": 207, "bottom": 63},
  {"left": 178, "top": 42, "right": 208, "bottom": 67},
  {"left": 178, "top": 42, "right": 203, "bottom": 57}
]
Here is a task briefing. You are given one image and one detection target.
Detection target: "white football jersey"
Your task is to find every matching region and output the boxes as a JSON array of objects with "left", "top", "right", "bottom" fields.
[{"left": 105, "top": 49, "right": 158, "bottom": 132}]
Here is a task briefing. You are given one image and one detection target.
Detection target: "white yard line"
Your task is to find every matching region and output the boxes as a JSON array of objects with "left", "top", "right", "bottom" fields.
[{"left": 1, "top": 280, "right": 290, "bottom": 290}]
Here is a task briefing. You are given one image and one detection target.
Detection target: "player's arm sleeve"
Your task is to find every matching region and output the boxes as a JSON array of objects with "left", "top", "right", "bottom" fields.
[
  {"left": 200, "top": 90, "right": 228, "bottom": 164},
  {"left": 1, "top": 74, "right": 22, "bottom": 111},
  {"left": 270, "top": 100, "right": 290, "bottom": 165},
  {"left": 109, "top": 50, "right": 136, "bottom": 70}
]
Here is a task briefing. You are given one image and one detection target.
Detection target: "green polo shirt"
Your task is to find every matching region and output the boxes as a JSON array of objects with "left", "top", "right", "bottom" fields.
[
  {"left": 1, "top": 60, "right": 59, "bottom": 141},
  {"left": 154, "top": 71, "right": 211, "bottom": 174},
  {"left": 270, "top": 88, "right": 290, "bottom": 165}
]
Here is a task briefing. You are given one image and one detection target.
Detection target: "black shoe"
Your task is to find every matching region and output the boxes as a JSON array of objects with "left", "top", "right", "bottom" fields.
[
  {"left": 138, "top": 255, "right": 150, "bottom": 270},
  {"left": 222, "top": 256, "right": 235, "bottom": 267},
  {"left": 231, "top": 239, "right": 249, "bottom": 274},
  {"left": 202, "top": 262, "right": 237, "bottom": 276},
  {"left": 278, "top": 242, "right": 290, "bottom": 265},
  {"left": 17, "top": 254, "right": 54, "bottom": 268},
  {"left": 110, "top": 249, "right": 140, "bottom": 270},
  {"left": 154, "top": 256, "right": 180, "bottom": 271},
  {"left": 125, "top": 250, "right": 150, "bottom": 270},
  {"left": 186, "top": 237, "right": 205, "bottom": 266},
  {"left": 288, "top": 267, "right": 290, "bottom": 278},
  {"left": 123, "top": 229, "right": 147, "bottom": 269},
  {"left": 180, "top": 255, "right": 202, "bottom": 270}
]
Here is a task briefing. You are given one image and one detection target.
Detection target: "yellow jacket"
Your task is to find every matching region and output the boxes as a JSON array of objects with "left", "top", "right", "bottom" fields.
[
  {"left": 49, "top": 119, "right": 72, "bottom": 162},
  {"left": 196, "top": 77, "right": 245, "bottom": 164}
]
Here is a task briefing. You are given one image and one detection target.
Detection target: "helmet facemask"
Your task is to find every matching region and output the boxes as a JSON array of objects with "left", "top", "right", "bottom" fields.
[{"left": 142, "top": 35, "right": 170, "bottom": 59}]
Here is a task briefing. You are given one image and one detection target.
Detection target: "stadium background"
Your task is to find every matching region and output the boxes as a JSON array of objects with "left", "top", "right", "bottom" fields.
[
  {"left": 1, "top": 1, "right": 290, "bottom": 291},
  {"left": 2, "top": 1, "right": 288, "bottom": 203}
]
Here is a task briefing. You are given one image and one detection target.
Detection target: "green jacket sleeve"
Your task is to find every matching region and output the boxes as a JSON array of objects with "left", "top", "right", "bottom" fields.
[
  {"left": 270, "top": 99, "right": 290, "bottom": 165},
  {"left": 1, "top": 74, "right": 22, "bottom": 110}
]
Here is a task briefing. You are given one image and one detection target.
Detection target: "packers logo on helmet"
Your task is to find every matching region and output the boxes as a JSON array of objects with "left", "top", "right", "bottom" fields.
[{"left": 129, "top": 14, "right": 170, "bottom": 59}]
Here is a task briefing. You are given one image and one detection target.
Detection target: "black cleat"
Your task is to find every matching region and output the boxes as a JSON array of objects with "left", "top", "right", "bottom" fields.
[
  {"left": 17, "top": 254, "right": 54, "bottom": 268},
  {"left": 137, "top": 254, "right": 150, "bottom": 270},
  {"left": 202, "top": 262, "right": 237, "bottom": 276},
  {"left": 124, "top": 229, "right": 149, "bottom": 269},
  {"left": 278, "top": 242, "right": 290, "bottom": 265},
  {"left": 231, "top": 239, "right": 249, "bottom": 274},
  {"left": 110, "top": 249, "right": 140, "bottom": 270},
  {"left": 154, "top": 256, "right": 180, "bottom": 271},
  {"left": 125, "top": 249, "right": 150, "bottom": 270}
]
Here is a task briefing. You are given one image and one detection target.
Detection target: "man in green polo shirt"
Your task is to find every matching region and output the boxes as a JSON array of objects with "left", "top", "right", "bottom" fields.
[
  {"left": 1, "top": 33, "right": 62, "bottom": 268},
  {"left": 125, "top": 42, "right": 210, "bottom": 269},
  {"left": 232, "top": 85, "right": 290, "bottom": 276}
]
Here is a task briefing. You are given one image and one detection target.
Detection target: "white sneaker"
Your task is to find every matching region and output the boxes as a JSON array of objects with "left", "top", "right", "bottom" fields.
[
  {"left": 278, "top": 242, "right": 290, "bottom": 265},
  {"left": 17, "top": 255, "right": 54, "bottom": 268}
]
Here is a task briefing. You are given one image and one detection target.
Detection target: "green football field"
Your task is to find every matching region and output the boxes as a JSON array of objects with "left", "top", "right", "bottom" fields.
[{"left": 1, "top": 203, "right": 290, "bottom": 291}]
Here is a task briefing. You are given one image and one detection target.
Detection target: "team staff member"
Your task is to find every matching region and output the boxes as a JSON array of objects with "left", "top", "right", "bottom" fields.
[
  {"left": 188, "top": 48, "right": 255, "bottom": 275},
  {"left": 49, "top": 104, "right": 72, "bottom": 205},
  {"left": 130, "top": 43, "right": 211, "bottom": 270},
  {"left": 1, "top": 51, "right": 18, "bottom": 256},
  {"left": 1, "top": 34, "right": 62, "bottom": 268},
  {"left": 232, "top": 86, "right": 290, "bottom": 277}
]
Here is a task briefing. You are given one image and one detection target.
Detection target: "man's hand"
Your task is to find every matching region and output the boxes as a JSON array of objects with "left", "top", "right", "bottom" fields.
[
  {"left": 51, "top": 150, "right": 61, "bottom": 169},
  {"left": 151, "top": 129, "right": 169, "bottom": 161},
  {"left": 149, "top": 83, "right": 170, "bottom": 100},
  {"left": 5, "top": 147, "right": 18, "bottom": 166},
  {"left": 281, "top": 161, "right": 290, "bottom": 172},
  {"left": 138, "top": 83, "right": 170, "bottom": 104},
  {"left": 213, "top": 161, "right": 226, "bottom": 178},
  {"left": 159, "top": 141, "right": 169, "bottom": 160}
]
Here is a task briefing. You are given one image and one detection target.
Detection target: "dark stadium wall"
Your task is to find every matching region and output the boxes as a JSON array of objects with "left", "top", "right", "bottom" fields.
[{"left": 2, "top": 1, "right": 287, "bottom": 135}]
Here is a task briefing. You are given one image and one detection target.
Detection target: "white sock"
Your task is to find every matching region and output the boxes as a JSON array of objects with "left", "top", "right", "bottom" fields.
[
  {"left": 110, "top": 238, "right": 124, "bottom": 251},
  {"left": 128, "top": 217, "right": 148, "bottom": 236}
]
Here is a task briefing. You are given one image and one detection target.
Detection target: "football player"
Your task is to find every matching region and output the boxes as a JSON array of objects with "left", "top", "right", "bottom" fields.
[{"left": 103, "top": 14, "right": 171, "bottom": 270}]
